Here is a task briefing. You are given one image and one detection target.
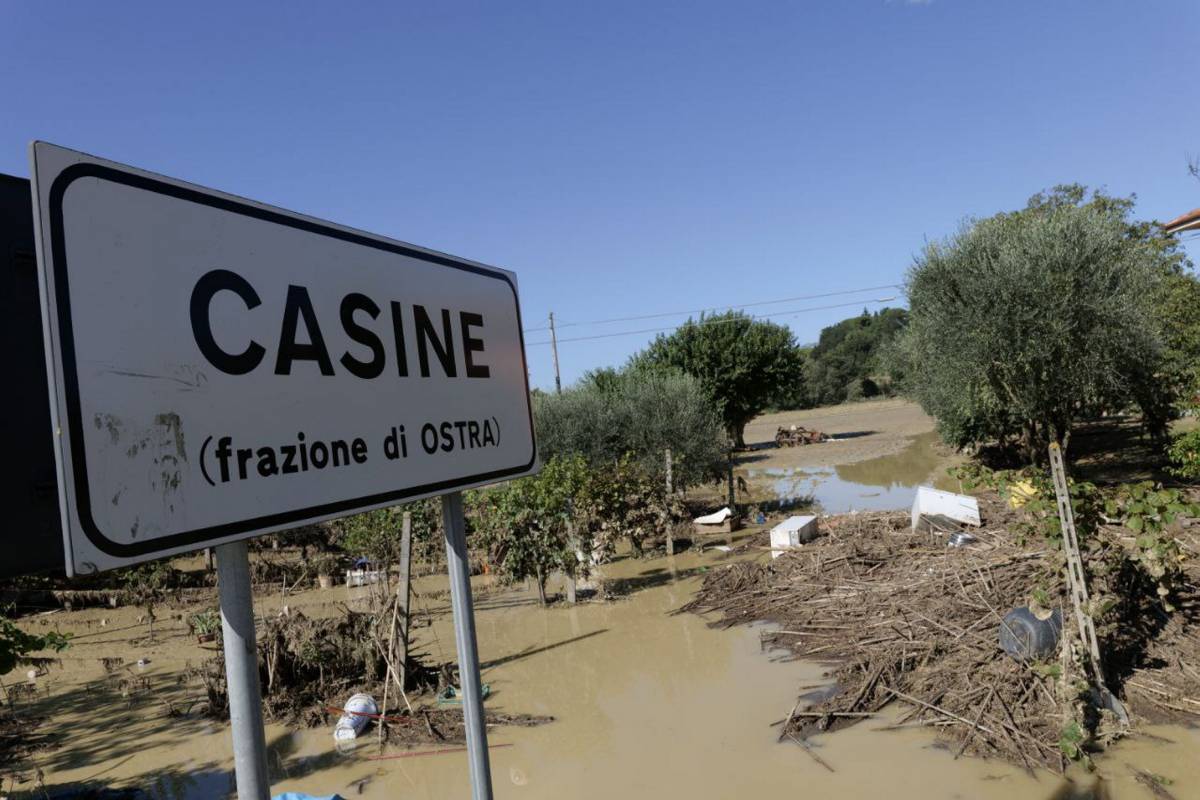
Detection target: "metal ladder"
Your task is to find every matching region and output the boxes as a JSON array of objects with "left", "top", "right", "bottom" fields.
[{"left": 1048, "top": 442, "right": 1129, "bottom": 726}]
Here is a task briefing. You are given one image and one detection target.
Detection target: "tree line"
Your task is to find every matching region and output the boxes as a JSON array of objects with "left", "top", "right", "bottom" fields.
[
  {"left": 891, "top": 184, "right": 1200, "bottom": 464},
  {"left": 293, "top": 183, "right": 1200, "bottom": 601}
]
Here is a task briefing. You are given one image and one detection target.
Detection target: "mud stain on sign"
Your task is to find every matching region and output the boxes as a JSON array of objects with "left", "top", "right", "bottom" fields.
[
  {"left": 153, "top": 412, "right": 187, "bottom": 462},
  {"left": 94, "top": 411, "right": 189, "bottom": 538}
]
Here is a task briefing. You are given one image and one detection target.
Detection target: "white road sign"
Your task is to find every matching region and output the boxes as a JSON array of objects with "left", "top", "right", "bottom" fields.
[{"left": 30, "top": 142, "right": 538, "bottom": 574}]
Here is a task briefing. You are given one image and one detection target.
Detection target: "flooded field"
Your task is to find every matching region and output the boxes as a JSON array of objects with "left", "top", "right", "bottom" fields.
[
  {"left": 7, "top": 401, "right": 1200, "bottom": 798},
  {"left": 745, "top": 431, "right": 950, "bottom": 513},
  {"left": 737, "top": 400, "right": 963, "bottom": 513},
  {"left": 11, "top": 544, "right": 1200, "bottom": 798}
]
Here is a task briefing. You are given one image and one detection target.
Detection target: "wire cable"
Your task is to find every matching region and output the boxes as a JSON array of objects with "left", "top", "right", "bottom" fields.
[
  {"left": 521, "top": 283, "right": 902, "bottom": 333},
  {"left": 525, "top": 296, "right": 899, "bottom": 346}
]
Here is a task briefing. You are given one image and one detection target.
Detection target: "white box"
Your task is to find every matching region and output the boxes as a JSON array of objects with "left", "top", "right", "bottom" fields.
[
  {"left": 911, "top": 486, "right": 981, "bottom": 531},
  {"left": 770, "top": 515, "right": 819, "bottom": 558}
]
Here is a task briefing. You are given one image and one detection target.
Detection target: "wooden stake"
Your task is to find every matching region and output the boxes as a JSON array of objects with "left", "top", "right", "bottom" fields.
[{"left": 665, "top": 448, "right": 675, "bottom": 557}]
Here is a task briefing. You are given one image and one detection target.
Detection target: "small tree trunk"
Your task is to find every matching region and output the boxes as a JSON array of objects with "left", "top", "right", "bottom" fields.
[
  {"left": 727, "top": 449, "right": 736, "bottom": 511},
  {"left": 733, "top": 422, "right": 747, "bottom": 450},
  {"left": 1023, "top": 420, "right": 1039, "bottom": 465},
  {"left": 535, "top": 566, "right": 547, "bottom": 606}
]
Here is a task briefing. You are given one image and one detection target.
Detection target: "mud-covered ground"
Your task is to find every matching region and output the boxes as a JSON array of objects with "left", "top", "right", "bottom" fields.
[
  {"left": 6, "top": 399, "right": 1200, "bottom": 798},
  {"left": 688, "top": 399, "right": 962, "bottom": 513},
  {"left": 745, "top": 398, "right": 941, "bottom": 468}
]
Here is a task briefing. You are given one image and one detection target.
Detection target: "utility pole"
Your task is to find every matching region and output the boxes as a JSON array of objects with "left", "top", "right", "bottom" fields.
[{"left": 549, "top": 311, "right": 562, "bottom": 394}]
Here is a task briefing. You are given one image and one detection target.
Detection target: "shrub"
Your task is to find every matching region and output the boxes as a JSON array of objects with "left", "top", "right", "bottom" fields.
[
  {"left": 534, "top": 366, "right": 726, "bottom": 487},
  {"left": 1167, "top": 428, "right": 1200, "bottom": 481}
]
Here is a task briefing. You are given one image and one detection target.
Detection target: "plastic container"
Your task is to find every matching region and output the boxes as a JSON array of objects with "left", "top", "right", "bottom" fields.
[
  {"left": 998, "top": 607, "right": 1062, "bottom": 661},
  {"left": 333, "top": 693, "right": 377, "bottom": 741}
]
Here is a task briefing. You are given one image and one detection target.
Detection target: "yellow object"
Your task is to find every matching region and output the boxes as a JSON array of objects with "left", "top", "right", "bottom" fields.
[{"left": 1008, "top": 480, "right": 1038, "bottom": 508}]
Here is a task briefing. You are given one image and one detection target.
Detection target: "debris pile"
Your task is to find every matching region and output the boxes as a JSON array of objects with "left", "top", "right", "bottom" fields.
[
  {"left": 684, "top": 494, "right": 1200, "bottom": 772},
  {"left": 193, "top": 607, "right": 438, "bottom": 726},
  {"left": 189, "top": 605, "right": 555, "bottom": 745},
  {"left": 775, "top": 426, "right": 830, "bottom": 447},
  {"left": 332, "top": 705, "right": 553, "bottom": 747}
]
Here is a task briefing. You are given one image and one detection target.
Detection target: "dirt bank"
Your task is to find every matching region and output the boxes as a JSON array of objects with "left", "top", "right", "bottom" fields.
[
  {"left": 705, "top": 400, "right": 962, "bottom": 514},
  {"left": 745, "top": 399, "right": 940, "bottom": 469}
]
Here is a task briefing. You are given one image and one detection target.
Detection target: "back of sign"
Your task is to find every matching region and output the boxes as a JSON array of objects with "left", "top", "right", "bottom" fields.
[{"left": 0, "top": 173, "right": 65, "bottom": 576}]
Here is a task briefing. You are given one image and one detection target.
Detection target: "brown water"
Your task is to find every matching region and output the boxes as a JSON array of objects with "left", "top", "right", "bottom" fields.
[
  {"left": 746, "top": 431, "right": 960, "bottom": 513},
  {"left": 11, "top": 547, "right": 1200, "bottom": 799}
]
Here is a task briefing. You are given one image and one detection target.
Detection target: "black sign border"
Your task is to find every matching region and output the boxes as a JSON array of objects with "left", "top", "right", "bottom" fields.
[{"left": 47, "top": 162, "right": 538, "bottom": 558}]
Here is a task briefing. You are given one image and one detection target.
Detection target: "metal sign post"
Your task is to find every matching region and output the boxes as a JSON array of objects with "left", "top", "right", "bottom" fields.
[
  {"left": 441, "top": 491, "right": 494, "bottom": 799},
  {"left": 215, "top": 541, "right": 271, "bottom": 800}
]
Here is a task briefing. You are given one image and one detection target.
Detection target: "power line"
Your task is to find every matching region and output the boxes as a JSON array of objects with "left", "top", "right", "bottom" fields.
[
  {"left": 521, "top": 283, "right": 903, "bottom": 333},
  {"left": 525, "top": 296, "right": 899, "bottom": 346}
]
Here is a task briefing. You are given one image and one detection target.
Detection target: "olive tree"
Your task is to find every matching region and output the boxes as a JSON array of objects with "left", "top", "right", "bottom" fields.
[
  {"left": 894, "top": 185, "right": 1174, "bottom": 462},
  {"left": 534, "top": 366, "right": 727, "bottom": 486}
]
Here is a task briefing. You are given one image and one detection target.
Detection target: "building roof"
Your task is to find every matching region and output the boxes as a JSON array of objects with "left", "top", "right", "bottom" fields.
[{"left": 1163, "top": 208, "right": 1200, "bottom": 234}]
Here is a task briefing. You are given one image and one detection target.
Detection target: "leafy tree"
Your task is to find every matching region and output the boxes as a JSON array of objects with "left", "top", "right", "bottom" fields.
[
  {"left": 534, "top": 366, "right": 727, "bottom": 487},
  {"left": 473, "top": 456, "right": 592, "bottom": 605},
  {"left": 894, "top": 185, "right": 1173, "bottom": 462},
  {"left": 333, "top": 499, "right": 441, "bottom": 581},
  {"left": 1155, "top": 271, "right": 1200, "bottom": 404},
  {"left": 1, "top": 611, "right": 70, "bottom": 674},
  {"left": 121, "top": 560, "right": 180, "bottom": 640},
  {"left": 807, "top": 307, "right": 908, "bottom": 405},
  {"left": 475, "top": 455, "right": 686, "bottom": 603},
  {"left": 634, "top": 311, "right": 806, "bottom": 446},
  {"left": 1168, "top": 428, "right": 1200, "bottom": 481},
  {"left": 574, "top": 454, "right": 685, "bottom": 558}
]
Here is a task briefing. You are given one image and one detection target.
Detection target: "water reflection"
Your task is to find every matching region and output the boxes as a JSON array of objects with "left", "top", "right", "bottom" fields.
[{"left": 747, "top": 432, "right": 946, "bottom": 513}]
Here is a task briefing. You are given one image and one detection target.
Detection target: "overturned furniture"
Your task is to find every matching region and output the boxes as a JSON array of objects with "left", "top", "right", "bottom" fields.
[
  {"left": 345, "top": 557, "right": 386, "bottom": 587},
  {"left": 693, "top": 507, "right": 742, "bottom": 536},
  {"left": 769, "top": 515, "right": 819, "bottom": 558},
  {"left": 911, "top": 486, "right": 980, "bottom": 534},
  {"left": 774, "top": 425, "right": 830, "bottom": 447}
]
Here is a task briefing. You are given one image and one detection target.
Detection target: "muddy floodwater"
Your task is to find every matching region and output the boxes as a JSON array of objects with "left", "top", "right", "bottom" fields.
[
  {"left": 745, "top": 431, "right": 960, "bottom": 513},
  {"left": 17, "top": 544, "right": 1200, "bottom": 799},
  {"left": 12, "top": 402, "right": 1200, "bottom": 797}
]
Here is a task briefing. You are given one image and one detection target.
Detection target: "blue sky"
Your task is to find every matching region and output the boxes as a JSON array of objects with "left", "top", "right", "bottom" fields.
[{"left": 3, "top": 1, "right": 1198, "bottom": 390}]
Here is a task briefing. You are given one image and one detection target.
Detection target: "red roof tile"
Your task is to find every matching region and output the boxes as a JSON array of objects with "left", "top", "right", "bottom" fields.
[{"left": 1164, "top": 208, "right": 1200, "bottom": 233}]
